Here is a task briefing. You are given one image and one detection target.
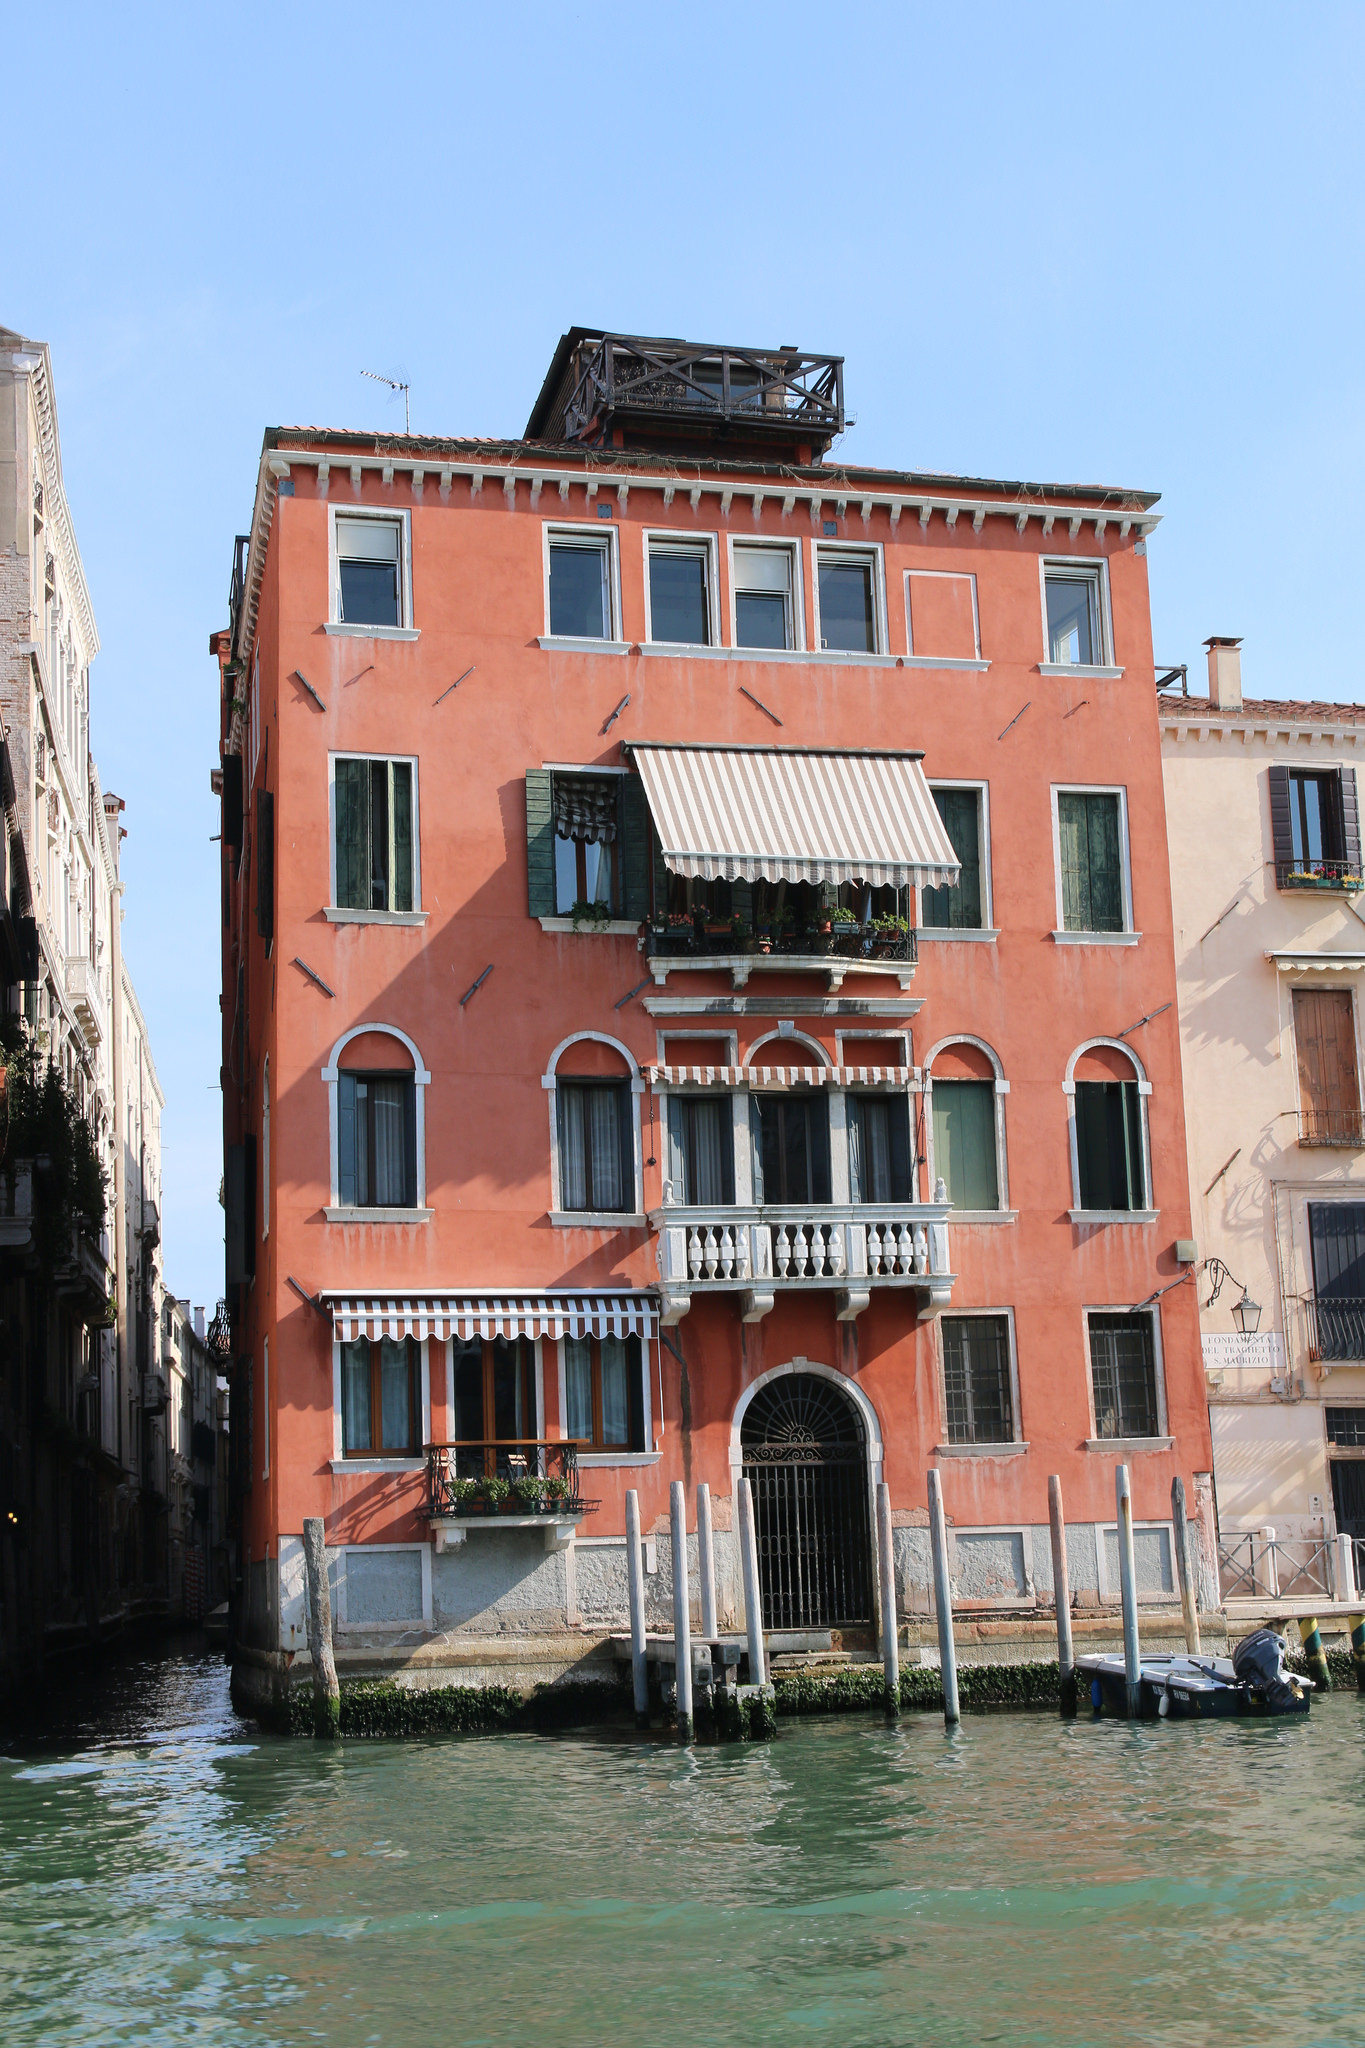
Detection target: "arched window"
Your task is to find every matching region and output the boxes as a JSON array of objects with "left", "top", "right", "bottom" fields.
[
  {"left": 544, "top": 1033, "right": 645, "bottom": 1224},
  {"left": 1064, "top": 1040, "right": 1153, "bottom": 1217},
  {"left": 925, "top": 1037, "right": 1009, "bottom": 1214},
  {"left": 323, "top": 1024, "right": 431, "bottom": 1219}
]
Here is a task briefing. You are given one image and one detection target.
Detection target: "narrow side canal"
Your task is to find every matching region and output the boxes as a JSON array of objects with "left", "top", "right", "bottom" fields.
[{"left": 2, "top": 1645, "right": 1363, "bottom": 2047}]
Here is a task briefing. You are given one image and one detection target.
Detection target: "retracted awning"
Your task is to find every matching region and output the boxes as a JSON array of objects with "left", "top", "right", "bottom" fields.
[
  {"left": 628, "top": 743, "right": 960, "bottom": 889},
  {"left": 325, "top": 1292, "right": 658, "bottom": 1344}
]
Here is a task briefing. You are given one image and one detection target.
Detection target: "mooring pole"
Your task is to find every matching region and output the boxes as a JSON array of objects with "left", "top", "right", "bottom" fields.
[
  {"left": 737, "top": 1474, "right": 767, "bottom": 1687},
  {"left": 1048, "top": 1475, "right": 1076, "bottom": 1716},
  {"left": 670, "top": 1481, "right": 693, "bottom": 1741},
  {"left": 1349, "top": 1613, "right": 1365, "bottom": 1693},
  {"left": 1116, "top": 1464, "right": 1142, "bottom": 1719},
  {"left": 302, "top": 1516, "right": 340, "bottom": 1739},
  {"left": 876, "top": 1480, "right": 900, "bottom": 1715},
  {"left": 1171, "top": 1475, "right": 1202, "bottom": 1655},
  {"left": 625, "top": 1487, "right": 650, "bottom": 1728},
  {"left": 697, "top": 1481, "right": 718, "bottom": 1641},
  {"left": 927, "top": 1467, "right": 959, "bottom": 1725},
  {"left": 1298, "top": 1615, "right": 1332, "bottom": 1693}
]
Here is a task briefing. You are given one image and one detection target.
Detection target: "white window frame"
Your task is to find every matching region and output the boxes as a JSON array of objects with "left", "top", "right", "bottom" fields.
[
  {"left": 1083, "top": 1304, "right": 1171, "bottom": 1448},
  {"left": 543, "top": 1031, "right": 646, "bottom": 1227},
  {"left": 935, "top": 1305, "right": 1024, "bottom": 1452},
  {"left": 1049, "top": 783, "right": 1137, "bottom": 942},
  {"left": 1064, "top": 1038, "right": 1155, "bottom": 1221},
  {"left": 642, "top": 529, "right": 720, "bottom": 649},
  {"left": 327, "top": 506, "right": 415, "bottom": 635},
  {"left": 726, "top": 537, "right": 805, "bottom": 653},
  {"left": 1038, "top": 556, "right": 1115, "bottom": 673},
  {"left": 325, "top": 752, "right": 426, "bottom": 925},
  {"left": 922, "top": 1036, "right": 1012, "bottom": 1217},
  {"left": 555, "top": 1332, "right": 658, "bottom": 1466},
  {"left": 905, "top": 569, "right": 981, "bottom": 660},
  {"left": 542, "top": 521, "right": 622, "bottom": 646},
  {"left": 330, "top": 1335, "right": 433, "bottom": 1468},
  {"left": 921, "top": 780, "right": 994, "bottom": 936},
  {"left": 322, "top": 1021, "right": 432, "bottom": 1221},
  {"left": 811, "top": 541, "right": 887, "bottom": 657}
]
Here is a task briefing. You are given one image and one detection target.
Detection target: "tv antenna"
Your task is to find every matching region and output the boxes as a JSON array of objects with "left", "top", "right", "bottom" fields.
[{"left": 361, "top": 368, "right": 410, "bottom": 434}]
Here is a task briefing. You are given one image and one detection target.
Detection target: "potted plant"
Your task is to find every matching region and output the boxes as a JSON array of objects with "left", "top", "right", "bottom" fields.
[
  {"left": 831, "top": 905, "right": 859, "bottom": 956},
  {"left": 477, "top": 1474, "right": 511, "bottom": 1513},
  {"left": 544, "top": 1473, "right": 573, "bottom": 1514},
  {"left": 447, "top": 1475, "right": 478, "bottom": 1515},
  {"left": 871, "top": 912, "right": 909, "bottom": 958},
  {"left": 510, "top": 1472, "right": 545, "bottom": 1513},
  {"left": 570, "top": 897, "right": 611, "bottom": 931}
]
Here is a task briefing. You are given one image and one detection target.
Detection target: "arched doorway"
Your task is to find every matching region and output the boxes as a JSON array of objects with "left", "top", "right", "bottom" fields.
[{"left": 741, "top": 1373, "right": 873, "bottom": 1629}]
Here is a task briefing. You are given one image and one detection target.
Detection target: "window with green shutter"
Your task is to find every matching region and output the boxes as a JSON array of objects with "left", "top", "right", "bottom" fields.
[
  {"left": 1074, "top": 1080, "right": 1145, "bottom": 1210},
  {"left": 1057, "top": 791, "right": 1124, "bottom": 932},
  {"left": 931, "top": 1079, "right": 999, "bottom": 1210},
  {"left": 333, "top": 758, "right": 415, "bottom": 913},
  {"left": 921, "top": 787, "right": 983, "bottom": 929}
]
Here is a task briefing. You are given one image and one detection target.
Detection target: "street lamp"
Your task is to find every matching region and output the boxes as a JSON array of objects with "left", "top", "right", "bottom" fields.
[{"left": 1204, "top": 1257, "right": 1261, "bottom": 1335}]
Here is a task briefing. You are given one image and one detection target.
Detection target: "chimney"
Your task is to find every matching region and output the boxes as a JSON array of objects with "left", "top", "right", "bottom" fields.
[
  {"left": 1205, "top": 636, "right": 1243, "bottom": 710},
  {"left": 193, "top": 1307, "right": 206, "bottom": 1342}
]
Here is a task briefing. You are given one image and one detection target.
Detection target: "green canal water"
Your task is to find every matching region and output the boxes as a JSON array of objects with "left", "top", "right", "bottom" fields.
[{"left": 2, "top": 1647, "right": 1364, "bottom": 2047}]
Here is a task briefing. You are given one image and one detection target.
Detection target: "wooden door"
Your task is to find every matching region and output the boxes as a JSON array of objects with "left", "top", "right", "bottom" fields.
[{"left": 1294, "top": 989, "right": 1360, "bottom": 1142}]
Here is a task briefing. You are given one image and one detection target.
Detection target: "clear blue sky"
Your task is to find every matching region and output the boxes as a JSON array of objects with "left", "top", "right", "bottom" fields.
[{"left": 5, "top": 3, "right": 1362, "bottom": 1308}]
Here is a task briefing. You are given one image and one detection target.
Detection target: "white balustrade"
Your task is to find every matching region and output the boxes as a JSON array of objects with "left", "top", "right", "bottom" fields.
[{"left": 656, "top": 1202, "right": 953, "bottom": 1320}]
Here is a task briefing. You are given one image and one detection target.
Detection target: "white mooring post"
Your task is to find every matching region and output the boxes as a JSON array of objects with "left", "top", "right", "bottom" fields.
[
  {"left": 670, "top": 1481, "right": 693, "bottom": 1741},
  {"left": 302, "top": 1516, "right": 340, "bottom": 1740},
  {"left": 1259, "top": 1527, "right": 1280, "bottom": 1600},
  {"left": 1116, "top": 1464, "right": 1142, "bottom": 1718},
  {"left": 737, "top": 1474, "right": 767, "bottom": 1687},
  {"left": 1171, "top": 1475, "right": 1202, "bottom": 1654},
  {"left": 625, "top": 1488, "right": 649, "bottom": 1728},
  {"left": 697, "top": 1482, "right": 718, "bottom": 1641},
  {"left": 1048, "top": 1475, "right": 1076, "bottom": 1715},
  {"left": 876, "top": 1480, "right": 900, "bottom": 1712},
  {"left": 927, "top": 1468, "right": 959, "bottom": 1725},
  {"left": 1334, "top": 1531, "right": 1357, "bottom": 1606}
]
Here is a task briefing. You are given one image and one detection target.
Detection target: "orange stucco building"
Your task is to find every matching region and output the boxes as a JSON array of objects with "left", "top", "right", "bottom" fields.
[{"left": 215, "top": 331, "right": 1213, "bottom": 1708}]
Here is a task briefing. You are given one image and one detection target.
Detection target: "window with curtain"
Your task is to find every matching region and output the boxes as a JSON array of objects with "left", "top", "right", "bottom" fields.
[
  {"left": 1074, "top": 1079, "right": 1144, "bottom": 1210},
  {"left": 563, "top": 1333, "right": 643, "bottom": 1450},
  {"left": 848, "top": 1094, "right": 912, "bottom": 1203},
  {"left": 755, "top": 1093, "right": 832, "bottom": 1205},
  {"left": 335, "top": 516, "right": 403, "bottom": 628},
  {"left": 558, "top": 1080, "right": 632, "bottom": 1212},
  {"left": 552, "top": 773, "right": 620, "bottom": 915},
  {"left": 337, "top": 1070, "right": 417, "bottom": 1208},
  {"left": 667, "top": 1095, "right": 735, "bottom": 1205},
  {"left": 340, "top": 1336, "right": 420, "bottom": 1454},
  {"left": 920, "top": 788, "right": 983, "bottom": 930},
  {"left": 942, "top": 1316, "right": 1014, "bottom": 1444},
  {"left": 1088, "top": 1314, "right": 1158, "bottom": 1438},
  {"left": 334, "top": 758, "right": 415, "bottom": 912},
  {"left": 1057, "top": 791, "right": 1124, "bottom": 932},
  {"left": 931, "top": 1078, "right": 999, "bottom": 1210}
]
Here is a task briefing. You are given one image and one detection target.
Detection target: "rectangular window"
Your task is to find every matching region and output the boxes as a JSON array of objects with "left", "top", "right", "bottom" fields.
[
  {"left": 906, "top": 571, "right": 979, "bottom": 660},
  {"left": 848, "top": 1094, "right": 913, "bottom": 1203},
  {"left": 648, "top": 542, "right": 711, "bottom": 645},
  {"left": 548, "top": 534, "right": 613, "bottom": 638},
  {"left": 733, "top": 545, "right": 796, "bottom": 650},
  {"left": 1294, "top": 989, "right": 1363, "bottom": 1145},
  {"left": 340, "top": 1336, "right": 420, "bottom": 1454},
  {"left": 334, "top": 758, "right": 415, "bottom": 912},
  {"left": 335, "top": 516, "right": 403, "bottom": 629},
  {"left": 816, "top": 549, "right": 878, "bottom": 653},
  {"left": 1088, "top": 1313, "right": 1159, "bottom": 1439},
  {"left": 1270, "top": 764, "right": 1361, "bottom": 888},
  {"left": 1057, "top": 790, "right": 1125, "bottom": 932},
  {"left": 667, "top": 1095, "right": 735, "bottom": 1205},
  {"left": 451, "top": 1337, "right": 536, "bottom": 1472},
  {"left": 942, "top": 1315, "right": 1014, "bottom": 1444},
  {"left": 1044, "top": 564, "right": 1104, "bottom": 665},
  {"left": 552, "top": 773, "right": 620, "bottom": 915},
  {"left": 756, "top": 1093, "right": 832, "bottom": 1205},
  {"left": 931, "top": 1080, "right": 998, "bottom": 1210},
  {"left": 1309, "top": 1205, "right": 1365, "bottom": 1363},
  {"left": 1326, "top": 1407, "right": 1365, "bottom": 1448},
  {"left": 337, "top": 1071, "right": 417, "bottom": 1208},
  {"left": 1074, "top": 1081, "right": 1144, "bottom": 1211},
  {"left": 920, "top": 788, "right": 984, "bottom": 929},
  {"left": 558, "top": 1080, "right": 632, "bottom": 1212},
  {"left": 563, "top": 1333, "right": 644, "bottom": 1451}
]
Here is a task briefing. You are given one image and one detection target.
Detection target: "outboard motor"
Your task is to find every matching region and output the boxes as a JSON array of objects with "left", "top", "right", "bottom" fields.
[{"left": 1232, "top": 1627, "right": 1300, "bottom": 1711}]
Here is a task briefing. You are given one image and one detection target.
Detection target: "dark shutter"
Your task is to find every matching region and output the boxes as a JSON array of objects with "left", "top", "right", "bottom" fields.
[
  {"left": 255, "top": 789, "right": 274, "bottom": 945},
  {"left": 243, "top": 1135, "right": 257, "bottom": 1273},
  {"left": 889, "top": 1095, "right": 913, "bottom": 1202},
  {"left": 404, "top": 1077, "right": 418, "bottom": 1207},
  {"left": 334, "top": 760, "right": 369, "bottom": 910},
  {"left": 1076, "top": 1081, "right": 1143, "bottom": 1210},
  {"left": 1341, "top": 767, "right": 1361, "bottom": 876},
  {"left": 620, "top": 773, "right": 652, "bottom": 923},
  {"left": 222, "top": 755, "right": 243, "bottom": 850},
  {"left": 627, "top": 1334, "right": 646, "bottom": 1453},
  {"left": 525, "top": 769, "right": 555, "bottom": 918},
  {"left": 337, "top": 1073, "right": 357, "bottom": 1206},
  {"left": 1268, "top": 764, "right": 1293, "bottom": 880},
  {"left": 225, "top": 1143, "right": 247, "bottom": 1283}
]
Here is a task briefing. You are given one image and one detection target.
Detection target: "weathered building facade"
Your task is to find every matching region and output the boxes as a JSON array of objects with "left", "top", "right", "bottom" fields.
[{"left": 217, "top": 330, "right": 1213, "bottom": 1713}]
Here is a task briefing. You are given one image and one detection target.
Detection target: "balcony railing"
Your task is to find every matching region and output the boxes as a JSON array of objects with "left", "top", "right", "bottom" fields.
[
  {"left": 1304, "top": 1296, "right": 1365, "bottom": 1363},
  {"left": 1298, "top": 1110, "right": 1365, "bottom": 1148},
  {"left": 426, "top": 1439, "right": 584, "bottom": 1515},
  {"left": 644, "top": 919, "right": 916, "bottom": 992},
  {"left": 652, "top": 1200, "right": 953, "bottom": 1325},
  {"left": 1276, "top": 860, "right": 1365, "bottom": 892}
]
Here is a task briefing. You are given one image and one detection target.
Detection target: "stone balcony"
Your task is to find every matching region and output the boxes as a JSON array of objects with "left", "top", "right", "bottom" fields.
[
  {"left": 65, "top": 957, "right": 103, "bottom": 1047},
  {"left": 650, "top": 1200, "right": 954, "bottom": 1325}
]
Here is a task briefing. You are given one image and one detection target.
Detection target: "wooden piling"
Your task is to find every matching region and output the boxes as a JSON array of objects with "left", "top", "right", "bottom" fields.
[
  {"left": 1348, "top": 1613, "right": 1365, "bottom": 1693},
  {"left": 1171, "top": 1475, "right": 1202, "bottom": 1655},
  {"left": 625, "top": 1488, "right": 649, "bottom": 1728},
  {"left": 670, "top": 1480, "right": 693, "bottom": 1741},
  {"left": 696, "top": 1482, "right": 718, "bottom": 1641},
  {"left": 876, "top": 1480, "right": 900, "bottom": 1715},
  {"left": 1048, "top": 1475, "right": 1076, "bottom": 1716},
  {"left": 1116, "top": 1464, "right": 1141, "bottom": 1719},
  {"left": 927, "top": 1467, "right": 959, "bottom": 1725},
  {"left": 737, "top": 1474, "right": 767, "bottom": 1688},
  {"left": 302, "top": 1516, "right": 340, "bottom": 1740}
]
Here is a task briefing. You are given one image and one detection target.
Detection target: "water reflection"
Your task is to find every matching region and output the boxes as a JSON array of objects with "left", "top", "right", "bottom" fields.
[{"left": 2, "top": 1647, "right": 1363, "bottom": 2046}]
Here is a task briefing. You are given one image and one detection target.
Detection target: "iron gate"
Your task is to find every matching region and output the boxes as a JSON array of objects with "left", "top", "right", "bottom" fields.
[{"left": 741, "top": 1374, "right": 873, "bottom": 1628}]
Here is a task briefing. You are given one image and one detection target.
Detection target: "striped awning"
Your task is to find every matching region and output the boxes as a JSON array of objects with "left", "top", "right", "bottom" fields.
[
  {"left": 629, "top": 743, "right": 960, "bottom": 888},
  {"left": 647, "top": 1064, "right": 913, "bottom": 1089},
  {"left": 326, "top": 1293, "right": 658, "bottom": 1343}
]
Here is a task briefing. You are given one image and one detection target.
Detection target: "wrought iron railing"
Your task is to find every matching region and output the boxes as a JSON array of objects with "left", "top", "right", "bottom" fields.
[
  {"left": 425, "top": 1440, "right": 585, "bottom": 1519},
  {"left": 560, "top": 336, "right": 844, "bottom": 447},
  {"left": 1298, "top": 1110, "right": 1365, "bottom": 1148},
  {"left": 1275, "top": 860, "right": 1365, "bottom": 892},
  {"left": 646, "top": 920, "right": 915, "bottom": 966},
  {"left": 1218, "top": 1530, "right": 1341, "bottom": 1600},
  {"left": 1304, "top": 1296, "right": 1365, "bottom": 1363}
]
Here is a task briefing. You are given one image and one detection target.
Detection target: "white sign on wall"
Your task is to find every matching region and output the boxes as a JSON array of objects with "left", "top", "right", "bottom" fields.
[{"left": 1201, "top": 1331, "right": 1287, "bottom": 1378}]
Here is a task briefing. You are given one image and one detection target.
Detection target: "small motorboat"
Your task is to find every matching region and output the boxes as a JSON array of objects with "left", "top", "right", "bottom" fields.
[{"left": 1076, "top": 1630, "right": 1313, "bottom": 1720}]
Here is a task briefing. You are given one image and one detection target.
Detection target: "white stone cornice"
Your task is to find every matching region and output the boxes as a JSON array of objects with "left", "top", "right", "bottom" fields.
[
  {"left": 1161, "top": 716, "right": 1365, "bottom": 748},
  {"left": 8, "top": 341, "right": 100, "bottom": 662}
]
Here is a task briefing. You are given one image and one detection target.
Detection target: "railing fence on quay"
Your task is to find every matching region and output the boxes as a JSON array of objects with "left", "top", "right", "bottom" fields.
[{"left": 1218, "top": 1528, "right": 1359, "bottom": 1603}]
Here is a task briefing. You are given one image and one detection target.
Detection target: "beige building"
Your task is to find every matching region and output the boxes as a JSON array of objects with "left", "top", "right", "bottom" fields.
[{"left": 1162, "top": 639, "right": 1365, "bottom": 1596}]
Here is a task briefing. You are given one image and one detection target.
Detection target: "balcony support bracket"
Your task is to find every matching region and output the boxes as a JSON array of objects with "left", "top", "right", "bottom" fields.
[
  {"left": 741, "top": 1289, "right": 776, "bottom": 1324},
  {"left": 660, "top": 1287, "right": 692, "bottom": 1327},
  {"left": 836, "top": 1286, "right": 872, "bottom": 1323}
]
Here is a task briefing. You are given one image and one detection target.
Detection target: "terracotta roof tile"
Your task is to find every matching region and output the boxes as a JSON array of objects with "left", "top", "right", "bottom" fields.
[{"left": 1162, "top": 694, "right": 1365, "bottom": 724}]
